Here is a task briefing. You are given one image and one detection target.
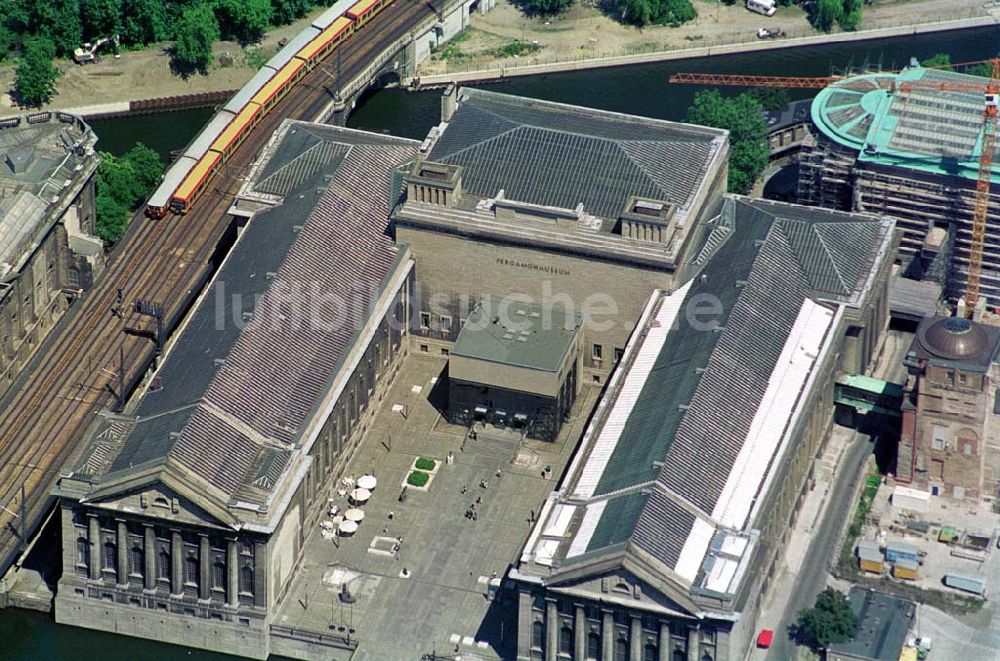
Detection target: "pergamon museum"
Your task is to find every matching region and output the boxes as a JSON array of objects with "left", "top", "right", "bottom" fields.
[{"left": 2, "top": 3, "right": 1000, "bottom": 661}]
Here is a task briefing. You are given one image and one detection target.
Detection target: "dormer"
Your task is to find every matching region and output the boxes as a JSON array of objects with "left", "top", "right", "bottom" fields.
[
  {"left": 405, "top": 159, "right": 462, "bottom": 207},
  {"left": 619, "top": 195, "right": 677, "bottom": 244}
]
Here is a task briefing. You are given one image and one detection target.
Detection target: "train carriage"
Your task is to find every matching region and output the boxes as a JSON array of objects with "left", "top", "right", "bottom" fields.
[
  {"left": 210, "top": 102, "right": 263, "bottom": 163},
  {"left": 251, "top": 59, "right": 307, "bottom": 113},
  {"left": 269, "top": 27, "right": 321, "bottom": 71},
  {"left": 312, "top": 0, "right": 357, "bottom": 29},
  {"left": 347, "top": 0, "right": 390, "bottom": 26},
  {"left": 146, "top": 155, "right": 198, "bottom": 218},
  {"left": 182, "top": 110, "right": 236, "bottom": 162},
  {"left": 296, "top": 16, "right": 354, "bottom": 66},
  {"left": 170, "top": 151, "right": 222, "bottom": 214},
  {"left": 223, "top": 65, "right": 279, "bottom": 114}
]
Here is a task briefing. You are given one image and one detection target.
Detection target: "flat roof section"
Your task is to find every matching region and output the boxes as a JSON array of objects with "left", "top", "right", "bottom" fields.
[{"left": 451, "top": 299, "right": 582, "bottom": 373}]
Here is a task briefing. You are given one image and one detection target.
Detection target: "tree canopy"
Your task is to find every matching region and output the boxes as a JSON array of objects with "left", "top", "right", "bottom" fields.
[
  {"left": 616, "top": 0, "right": 696, "bottom": 26},
  {"left": 95, "top": 143, "right": 165, "bottom": 243},
  {"left": 514, "top": 0, "right": 573, "bottom": 16},
  {"left": 811, "top": 0, "right": 861, "bottom": 32},
  {"left": 921, "top": 53, "right": 953, "bottom": 71},
  {"left": 172, "top": 4, "right": 219, "bottom": 74},
  {"left": 14, "top": 36, "right": 60, "bottom": 107},
  {"left": 792, "top": 588, "right": 859, "bottom": 650},
  {"left": 686, "top": 89, "right": 769, "bottom": 195},
  {"left": 215, "top": 0, "right": 273, "bottom": 45}
]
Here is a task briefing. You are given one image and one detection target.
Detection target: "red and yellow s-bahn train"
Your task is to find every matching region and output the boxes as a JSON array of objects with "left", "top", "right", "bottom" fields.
[{"left": 145, "top": 0, "right": 391, "bottom": 218}]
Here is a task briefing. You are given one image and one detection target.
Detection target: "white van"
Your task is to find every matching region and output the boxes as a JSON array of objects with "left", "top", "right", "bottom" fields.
[{"left": 747, "top": 0, "right": 776, "bottom": 16}]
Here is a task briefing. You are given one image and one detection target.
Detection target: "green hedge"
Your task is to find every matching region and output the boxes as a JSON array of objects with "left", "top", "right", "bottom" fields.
[
  {"left": 415, "top": 457, "right": 436, "bottom": 471},
  {"left": 407, "top": 470, "right": 430, "bottom": 487}
]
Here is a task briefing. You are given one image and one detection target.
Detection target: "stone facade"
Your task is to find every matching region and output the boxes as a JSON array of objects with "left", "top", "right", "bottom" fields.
[
  {"left": 899, "top": 316, "right": 1000, "bottom": 501},
  {"left": 0, "top": 112, "right": 103, "bottom": 397},
  {"left": 55, "top": 266, "right": 414, "bottom": 660}
]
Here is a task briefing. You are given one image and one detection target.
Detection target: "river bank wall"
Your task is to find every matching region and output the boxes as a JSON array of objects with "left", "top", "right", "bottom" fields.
[{"left": 410, "top": 12, "right": 997, "bottom": 87}]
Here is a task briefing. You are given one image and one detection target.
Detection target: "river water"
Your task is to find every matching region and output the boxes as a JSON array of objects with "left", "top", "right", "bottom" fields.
[{"left": 8, "top": 24, "right": 999, "bottom": 661}]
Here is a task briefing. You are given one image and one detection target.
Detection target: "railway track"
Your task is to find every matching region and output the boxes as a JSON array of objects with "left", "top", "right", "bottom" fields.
[{"left": 0, "top": 0, "right": 435, "bottom": 576}]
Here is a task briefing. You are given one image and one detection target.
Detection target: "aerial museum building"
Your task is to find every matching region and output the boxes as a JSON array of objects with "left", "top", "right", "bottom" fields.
[
  {"left": 54, "top": 123, "right": 420, "bottom": 659},
  {"left": 395, "top": 87, "right": 730, "bottom": 385}
]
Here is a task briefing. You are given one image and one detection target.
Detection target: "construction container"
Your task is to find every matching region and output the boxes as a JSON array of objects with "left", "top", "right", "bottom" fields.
[
  {"left": 858, "top": 539, "right": 884, "bottom": 574},
  {"left": 944, "top": 573, "right": 986, "bottom": 596},
  {"left": 893, "top": 557, "right": 918, "bottom": 580},
  {"left": 892, "top": 485, "right": 930, "bottom": 513},
  {"left": 938, "top": 526, "right": 957, "bottom": 543},
  {"left": 899, "top": 646, "right": 918, "bottom": 661},
  {"left": 885, "top": 540, "right": 919, "bottom": 563}
]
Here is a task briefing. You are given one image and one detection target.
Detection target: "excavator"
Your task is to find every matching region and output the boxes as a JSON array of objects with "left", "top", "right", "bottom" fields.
[{"left": 73, "top": 35, "right": 119, "bottom": 65}]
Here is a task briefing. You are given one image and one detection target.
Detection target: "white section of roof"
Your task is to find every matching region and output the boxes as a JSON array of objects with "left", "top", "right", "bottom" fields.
[
  {"left": 572, "top": 281, "right": 691, "bottom": 499},
  {"left": 704, "top": 556, "right": 739, "bottom": 593},
  {"left": 710, "top": 298, "right": 834, "bottom": 529},
  {"left": 566, "top": 500, "right": 607, "bottom": 558},
  {"left": 183, "top": 110, "right": 236, "bottom": 161},
  {"left": 543, "top": 503, "right": 576, "bottom": 538},
  {"left": 535, "top": 539, "right": 561, "bottom": 566},
  {"left": 675, "top": 517, "right": 714, "bottom": 582},
  {"left": 719, "top": 534, "right": 748, "bottom": 557}
]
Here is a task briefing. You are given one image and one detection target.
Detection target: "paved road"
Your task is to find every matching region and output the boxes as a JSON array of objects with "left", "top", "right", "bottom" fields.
[{"left": 766, "top": 432, "right": 873, "bottom": 660}]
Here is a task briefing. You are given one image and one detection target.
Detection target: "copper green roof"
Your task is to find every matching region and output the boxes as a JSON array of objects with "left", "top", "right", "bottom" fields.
[{"left": 812, "top": 66, "right": 1000, "bottom": 184}]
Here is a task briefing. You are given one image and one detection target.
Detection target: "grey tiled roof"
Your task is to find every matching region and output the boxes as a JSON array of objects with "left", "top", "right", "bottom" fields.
[
  {"left": 428, "top": 89, "right": 725, "bottom": 219},
  {"left": 564, "top": 195, "right": 892, "bottom": 567},
  {"left": 98, "top": 127, "right": 419, "bottom": 507}
]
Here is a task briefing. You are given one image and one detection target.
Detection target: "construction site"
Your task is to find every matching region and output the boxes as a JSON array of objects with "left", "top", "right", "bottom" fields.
[{"left": 674, "top": 60, "right": 1000, "bottom": 319}]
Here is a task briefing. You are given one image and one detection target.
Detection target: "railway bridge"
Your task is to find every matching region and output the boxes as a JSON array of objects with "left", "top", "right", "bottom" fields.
[{"left": 0, "top": 0, "right": 478, "bottom": 597}]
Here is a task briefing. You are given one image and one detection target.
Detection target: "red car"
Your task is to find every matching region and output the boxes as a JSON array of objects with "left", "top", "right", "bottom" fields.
[{"left": 757, "top": 629, "right": 774, "bottom": 649}]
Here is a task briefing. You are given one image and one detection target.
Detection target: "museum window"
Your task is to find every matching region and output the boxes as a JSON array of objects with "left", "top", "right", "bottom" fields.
[
  {"left": 643, "top": 643, "right": 658, "bottom": 661},
  {"left": 586, "top": 631, "right": 602, "bottom": 660},
  {"left": 185, "top": 555, "right": 198, "bottom": 586},
  {"left": 699, "top": 628, "right": 716, "bottom": 644},
  {"left": 240, "top": 565, "right": 254, "bottom": 595},
  {"left": 613, "top": 633, "right": 628, "bottom": 661},
  {"left": 419, "top": 312, "right": 430, "bottom": 330},
  {"left": 931, "top": 425, "right": 947, "bottom": 451},
  {"left": 592, "top": 343, "right": 603, "bottom": 362},
  {"left": 613, "top": 347, "right": 623, "bottom": 364},
  {"left": 559, "top": 625, "right": 574, "bottom": 657},
  {"left": 531, "top": 620, "right": 545, "bottom": 650},
  {"left": 102, "top": 541, "right": 116, "bottom": 573},
  {"left": 213, "top": 561, "right": 226, "bottom": 590},
  {"left": 131, "top": 545, "right": 143, "bottom": 577},
  {"left": 157, "top": 549, "right": 170, "bottom": 580},
  {"left": 76, "top": 537, "right": 89, "bottom": 567},
  {"left": 440, "top": 315, "right": 452, "bottom": 333}
]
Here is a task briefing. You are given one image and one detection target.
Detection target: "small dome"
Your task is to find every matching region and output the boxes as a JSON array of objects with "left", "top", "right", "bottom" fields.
[{"left": 919, "top": 316, "right": 991, "bottom": 360}]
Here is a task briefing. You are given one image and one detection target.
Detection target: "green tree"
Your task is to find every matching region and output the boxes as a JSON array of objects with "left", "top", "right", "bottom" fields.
[
  {"left": 95, "top": 190, "right": 129, "bottom": 243},
  {"left": 214, "top": 0, "right": 272, "bottom": 44},
  {"left": 80, "top": 0, "right": 121, "bottom": 41},
  {"left": 793, "top": 588, "right": 858, "bottom": 650},
  {"left": 271, "top": 0, "right": 312, "bottom": 25},
  {"left": 119, "top": 0, "right": 167, "bottom": 46},
  {"left": 748, "top": 87, "right": 790, "bottom": 112},
  {"left": 95, "top": 143, "right": 165, "bottom": 243},
  {"left": 617, "top": 0, "right": 696, "bottom": 26},
  {"left": 686, "top": 89, "right": 769, "bottom": 195},
  {"left": 515, "top": 0, "right": 573, "bottom": 16},
  {"left": 28, "top": 0, "right": 82, "bottom": 56},
  {"left": 14, "top": 36, "right": 60, "bottom": 107},
  {"left": 968, "top": 58, "right": 999, "bottom": 78},
  {"left": 921, "top": 52, "right": 953, "bottom": 71},
  {"left": 172, "top": 4, "right": 219, "bottom": 74},
  {"left": 811, "top": 0, "right": 842, "bottom": 32}
]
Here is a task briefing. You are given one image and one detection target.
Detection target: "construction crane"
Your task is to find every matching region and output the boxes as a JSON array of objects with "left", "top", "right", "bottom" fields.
[{"left": 669, "top": 59, "right": 1000, "bottom": 317}]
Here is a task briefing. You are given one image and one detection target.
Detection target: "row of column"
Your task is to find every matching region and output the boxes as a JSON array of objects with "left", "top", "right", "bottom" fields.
[
  {"left": 87, "top": 515, "right": 239, "bottom": 608},
  {"left": 531, "top": 595, "right": 702, "bottom": 661}
]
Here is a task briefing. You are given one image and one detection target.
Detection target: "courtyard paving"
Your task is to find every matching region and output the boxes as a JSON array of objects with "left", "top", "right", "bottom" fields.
[{"left": 272, "top": 353, "right": 598, "bottom": 660}]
